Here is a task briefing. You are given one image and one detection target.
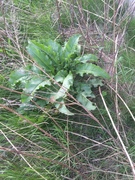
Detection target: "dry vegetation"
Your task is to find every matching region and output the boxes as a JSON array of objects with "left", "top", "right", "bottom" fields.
[{"left": 0, "top": 0, "right": 135, "bottom": 179}]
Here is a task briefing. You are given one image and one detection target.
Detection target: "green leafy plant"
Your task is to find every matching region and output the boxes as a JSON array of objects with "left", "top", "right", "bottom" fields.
[{"left": 9, "top": 34, "right": 109, "bottom": 115}]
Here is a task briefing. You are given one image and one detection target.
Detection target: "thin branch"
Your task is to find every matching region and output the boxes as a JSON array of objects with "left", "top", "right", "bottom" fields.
[{"left": 99, "top": 87, "right": 135, "bottom": 178}]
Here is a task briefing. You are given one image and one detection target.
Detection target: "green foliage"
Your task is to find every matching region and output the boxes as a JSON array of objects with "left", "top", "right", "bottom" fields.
[
  {"left": 59, "top": 0, "right": 104, "bottom": 26},
  {"left": 9, "top": 34, "right": 109, "bottom": 115},
  {"left": 126, "top": 18, "right": 135, "bottom": 47},
  {"left": 0, "top": 75, "right": 5, "bottom": 85},
  {"left": 12, "top": 0, "right": 57, "bottom": 43},
  {"left": 1, "top": 1, "right": 135, "bottom": 179},
  {"left": 0, "top": 111, "right": 70, "bottom": 180}
]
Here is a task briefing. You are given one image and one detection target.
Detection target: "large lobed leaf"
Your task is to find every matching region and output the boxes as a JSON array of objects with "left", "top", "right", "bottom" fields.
[
  {"left": 9, "top": 65, "right": 51, "bottom": 103},
  {"left": 9, "top": 65, "right": 44, "bottom": 87},
  {"left": 27, "top": 41, "right": 57, "bottom": 73},
  {"left": 76, "top": 63, "right": 110, "bottom": 79},
  {"left": 76, "top": 54, "right": 98, "bottom": 63},
  {"left": 76, "top": 93, "right": 96, "bottom": 111},
  {"left": 9, "top": 68, "right": 31, "bottom": 86},
  {"left": 21, "top": 76, "right": 51, "bottom": 103},
  {"left": 75, "top": 82, "right": 95, "bottom": 98},
  {"left": 53, "top": 72, "right": 73, "bottom": 100},
  {"left": 52, "top": 72, "right": 74, "bottom": 115}
]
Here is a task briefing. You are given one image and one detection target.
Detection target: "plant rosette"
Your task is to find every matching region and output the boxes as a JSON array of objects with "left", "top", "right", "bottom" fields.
[{"left": 9, "top": 34, "right": 110, "bottom": 115}]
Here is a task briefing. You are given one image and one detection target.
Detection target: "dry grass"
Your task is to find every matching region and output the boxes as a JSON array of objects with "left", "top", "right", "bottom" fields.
[{"left": 0, "top": 0, "right": 135, "bottom": 179}]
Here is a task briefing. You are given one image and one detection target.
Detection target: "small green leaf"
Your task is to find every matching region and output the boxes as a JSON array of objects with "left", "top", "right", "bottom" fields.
[
  {"left": 77, "top": 93, "right": 96, "bottom": 111},
  {"left": 88, "top": 79, "right": 103, "bottom": 87},
  {"left": 62, "top": 34, "right": 81, "bottom": 58},
  {"left": 76, "top": 63, "right": 110, "bottom": 79},
  {"left": 45, "top": 39, "right": 62, "bottom": 55},
  {"left": 54, "top": 70, "right": 68, "bottom": 83},
  {"left": 55, "top": 101, "right": 74, "bottom": 115},
  {"left": 102, "top": 91, "right": 107, "bottom": 97}
]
